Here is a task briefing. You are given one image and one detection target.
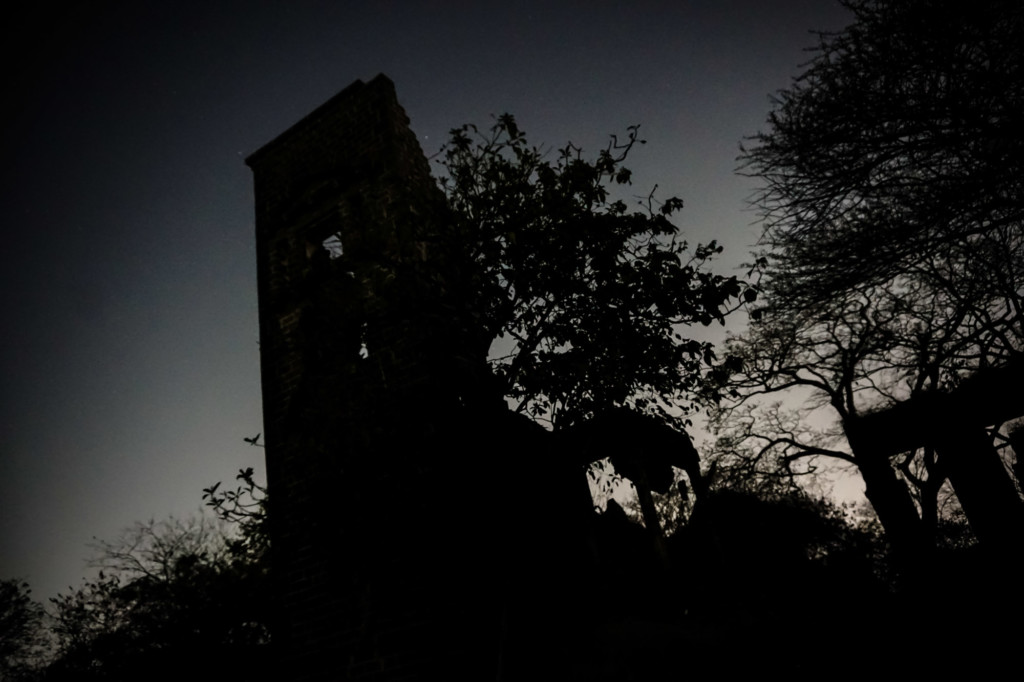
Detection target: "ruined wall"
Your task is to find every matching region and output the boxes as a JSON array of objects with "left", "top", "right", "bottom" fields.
[
  {"left": 247, "top": 76, "right": 612, "bottom": 680},
  {"left": 247, "top": 75, "right": 482, "bottom": 680}
]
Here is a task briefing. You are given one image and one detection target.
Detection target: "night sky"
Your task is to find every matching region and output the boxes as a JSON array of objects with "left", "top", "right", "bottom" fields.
[{"left": 0, "top": 1, "right": 853, "bottom": 602}]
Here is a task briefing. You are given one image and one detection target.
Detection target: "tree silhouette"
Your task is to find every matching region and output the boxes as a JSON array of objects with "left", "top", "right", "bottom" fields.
[
  {"left": 722, "top": 0, "right": 1024, "bottom": 572},
  {"left": 743, "top": 0, "right": 1024, "bottom": 336},
  {"left": 43, "top": 516, "right": 270, "bottom": 681},
  {"left": 434, "top": 114, "right": 752, "bottom": 428},
  {"left": 0, "top": 578, "right": 48, "bottom": 680}
]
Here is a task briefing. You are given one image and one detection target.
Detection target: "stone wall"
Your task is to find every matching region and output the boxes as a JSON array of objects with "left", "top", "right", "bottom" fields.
[{"left": 247, "top": 74, "right": 471, "bottom": 680}]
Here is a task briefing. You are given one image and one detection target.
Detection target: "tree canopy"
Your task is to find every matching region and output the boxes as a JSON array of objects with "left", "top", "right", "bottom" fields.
[
  {"left": 1, "top": 578, "right": 48, "bottom": 680},
  {"left": 436, "top": 114, "right": 752, "bottom": 428},
  {"left": 42, "top": 515, "right": 270, "bottom": 681},
  {"left": 744, "top": 0, "right": 1024, "bottom": 337}
]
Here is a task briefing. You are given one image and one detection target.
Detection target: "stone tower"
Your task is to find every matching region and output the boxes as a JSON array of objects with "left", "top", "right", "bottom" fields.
[{"left": 246, "top": 75, "right": 485, "bottom": 679}]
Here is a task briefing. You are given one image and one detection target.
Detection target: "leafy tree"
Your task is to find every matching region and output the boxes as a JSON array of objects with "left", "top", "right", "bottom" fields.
[
  {"left": 1, "top": 578, "right": 48, "bottom": 681},
  {"left": 743, "top": 0, "right": 1024, "bottom": 340},
  {"left": 43, "top": 515, "right": 270, "bottom": 681},
  {"left": 434, "top": 114, "right": 752, "bottom": 428},
  {"left": 202, "top": 465, "right": 269, "bottom": 567}
]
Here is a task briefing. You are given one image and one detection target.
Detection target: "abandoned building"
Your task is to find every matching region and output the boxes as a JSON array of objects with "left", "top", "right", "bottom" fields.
[
  {"left": 245, "top": 71, "right": 742, "bottom": 681},
  {"left": 246, "top": 75, "right": 614, "bottom": 680},
  {"left": 245, "top": 74, "right": 1023, "bottom": 680}
]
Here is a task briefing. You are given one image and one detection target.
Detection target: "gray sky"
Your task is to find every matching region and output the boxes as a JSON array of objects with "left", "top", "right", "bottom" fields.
[{"left": 0, "top": 0, "right": 854, "bottom": 602}]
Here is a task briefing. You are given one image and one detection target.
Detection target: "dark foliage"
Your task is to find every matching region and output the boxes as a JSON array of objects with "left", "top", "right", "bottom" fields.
[
  {"left": 42, "top": 516, "right": 270, "bottom": 681},
  {"left": 1, "top": 578, "right": 47, "bottom": 680},
  {"left": 436, "top": 114, "right": 752, "bottom": 427},
  {"left": 744, "top": 0, "right": 1024, "bottom": 331}
]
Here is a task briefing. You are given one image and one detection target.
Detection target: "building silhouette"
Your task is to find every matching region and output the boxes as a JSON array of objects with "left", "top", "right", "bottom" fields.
[
  {"left": 246, "top": 74, "right": 593, "bottom": 680},
  {"left": 246, "top": 75, "right": 744, "bottom": 681}
]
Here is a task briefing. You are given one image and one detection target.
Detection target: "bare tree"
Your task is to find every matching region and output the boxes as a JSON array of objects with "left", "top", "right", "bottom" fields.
[{"left": 721, "top": 0, "right": 1024, "bottom": 568}]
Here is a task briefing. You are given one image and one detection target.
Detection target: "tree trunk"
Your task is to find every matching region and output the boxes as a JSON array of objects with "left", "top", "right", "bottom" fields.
[
  {"left": 938, "top": 426, "right": 1024, "bottom": 557},
  {"left": 845, "top": 424, "right": 929, "bottom": 578}
]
